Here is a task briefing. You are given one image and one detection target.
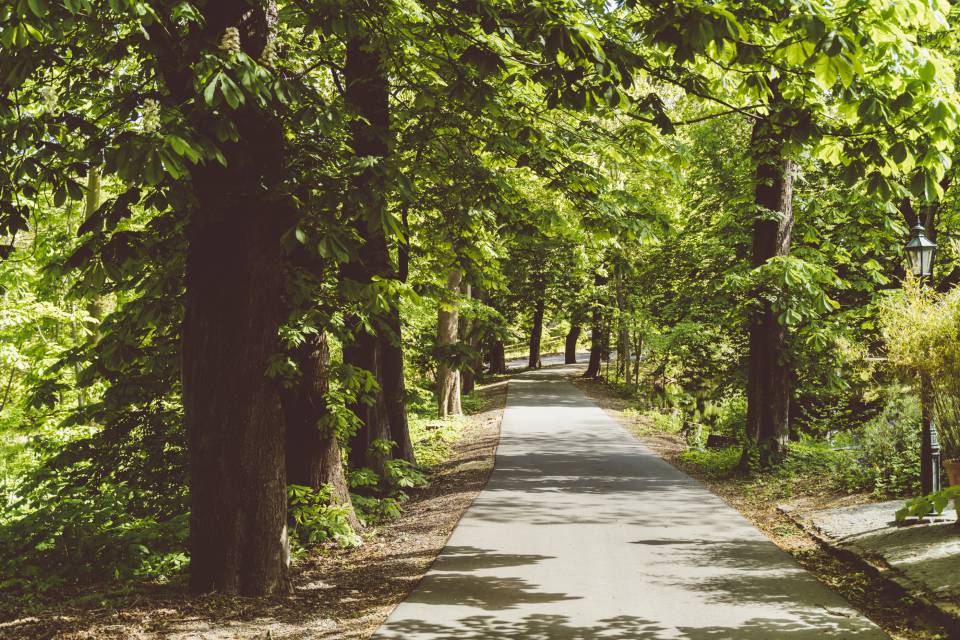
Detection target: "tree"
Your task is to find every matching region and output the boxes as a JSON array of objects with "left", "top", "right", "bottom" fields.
[
  {"left": 281, "top": 332, "right": 360, "bottom": 531},
  {"left": 148, "top": 0, "right": 292, "bottom": 595},
  {"left": 339, "top": 30, "right": 400, "bottom": 478},
  {"left": 742, "top": 116, "right": 795, "bottom": 466},
  {"left": 437, "top": 269, "right": 464, "bottom": 417}
]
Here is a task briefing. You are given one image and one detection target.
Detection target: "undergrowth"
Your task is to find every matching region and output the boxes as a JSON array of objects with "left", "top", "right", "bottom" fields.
[{"left": 0, "top": 385, "right": 485, "bottom": 614}]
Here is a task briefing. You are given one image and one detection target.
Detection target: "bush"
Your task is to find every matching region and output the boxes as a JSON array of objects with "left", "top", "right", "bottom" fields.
[
  {"left": 829, "top": 389, "right": 921, "bottom": 497},
  {"left": 679, "top": 446, "right": 741, "bottom": 478},
  {"left": 711, "top": 394, "right": 746, "bottom": 440},
  {"left": 881, "top": 280, "right": 960, "bottom": 460},
  {"left": 288, "top": 484, "right": 361, "bottom": 548},
  {"left": 648, "top": 409, "right": 683, "bottom": 434},
  {"left": 0, "top": 483, "right": 188, "bottom": 600}
]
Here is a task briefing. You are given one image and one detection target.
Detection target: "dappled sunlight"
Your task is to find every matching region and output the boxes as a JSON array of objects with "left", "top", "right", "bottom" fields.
[{"left": 373, "top": 374, "right": 884, "bottom": 639}]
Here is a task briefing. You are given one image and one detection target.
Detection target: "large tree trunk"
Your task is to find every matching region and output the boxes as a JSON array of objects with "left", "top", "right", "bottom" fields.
[
  {"left": 341, "top": 34, "right": 399, "bottom": 475},
  {"left": 527, "top": 297, "right": 545, "bottom": 369},
  {"left": 438, "top": 269, "right": 463, "bottom": 418},
  {"left": 282, "top": 333, "right": 360, "bottom": 531},
  {"left": 741, "top": 120, "right": 795, "bottom": 469},
  {"left": 176, "top": 2, "right": 289, "bottom": 597},
  {"left": 488, "top": 339, "right": 507, "bottom": 375},
  {"left": 565, "top": 323, "right": 581, "bottom": 364},
  {"left": 344, "top": 330, "right": 391, "bottom": 478},
  {"left": 381, "top": 307, "right": 415, "bottom": 463},
  {"left": 184, "top": 183, "right": 290, "bottom": 596}
]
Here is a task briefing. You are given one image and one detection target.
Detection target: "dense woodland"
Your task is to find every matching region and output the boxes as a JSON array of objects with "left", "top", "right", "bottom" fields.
[{"left": 4, "top": 0, "right": 960, "bottom": 611}]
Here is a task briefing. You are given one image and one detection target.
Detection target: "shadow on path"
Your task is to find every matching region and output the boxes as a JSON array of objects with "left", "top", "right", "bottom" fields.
[{"left": 372, "top": 366, "right": 884, "bottom": 639}]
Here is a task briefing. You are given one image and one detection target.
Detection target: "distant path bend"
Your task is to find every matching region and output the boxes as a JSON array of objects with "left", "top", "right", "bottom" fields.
[{"left": 373, "top": 364, "right": 885, "bottom": 639}]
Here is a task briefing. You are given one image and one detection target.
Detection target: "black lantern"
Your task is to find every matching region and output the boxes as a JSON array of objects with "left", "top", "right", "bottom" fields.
[
  {"left": 902, "top": 222, "right": 943, "bottom": 501},
  {"left": 905, "top": 223, "right": 936, "bottom": 278}
]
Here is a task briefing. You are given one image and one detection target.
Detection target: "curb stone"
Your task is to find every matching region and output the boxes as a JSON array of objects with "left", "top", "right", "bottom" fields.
[{"left": 777, "top": 504, "right": 960, "bottom": 638}]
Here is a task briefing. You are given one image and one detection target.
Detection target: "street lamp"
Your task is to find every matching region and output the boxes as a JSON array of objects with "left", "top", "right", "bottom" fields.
[
  {"left": 905, "top": 223, "right": 936, "bottom": 279},
  {"left": 904, "top": 222, "right": 941, "bottom": 497}
]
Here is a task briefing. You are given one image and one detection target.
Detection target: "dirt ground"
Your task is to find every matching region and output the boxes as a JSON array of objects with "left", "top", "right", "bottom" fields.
[
  {"left": 573, "top": 375, "right": 952, "bottom": 640},
  {"left": 0, "top": 381, "right": 507, "bottom": 640}
]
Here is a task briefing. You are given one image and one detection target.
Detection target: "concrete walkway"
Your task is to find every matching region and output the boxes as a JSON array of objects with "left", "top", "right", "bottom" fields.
[{"left": 373, "top": 365, "right": 886, "bottom": 639}]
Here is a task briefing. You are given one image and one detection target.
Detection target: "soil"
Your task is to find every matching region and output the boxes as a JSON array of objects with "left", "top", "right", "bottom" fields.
[
  {"left": 0, "top": 381, "right": 507, "bottom": 640},
  {"left": 574, "top": 375, "right": 953, "bottom": 640}
]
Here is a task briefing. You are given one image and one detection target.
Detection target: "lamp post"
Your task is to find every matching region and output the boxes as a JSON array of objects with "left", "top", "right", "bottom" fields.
[{"left": 904, "top": 222, "right": 941, "bottom": 496}]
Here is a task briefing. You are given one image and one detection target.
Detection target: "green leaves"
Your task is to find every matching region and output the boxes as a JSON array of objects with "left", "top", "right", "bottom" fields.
[
  {"left": 895, "top": 485, "right": 960, "bottom": 522},
  {"left": 26, "top": 0, "right": 48, "bottom": 19},
  {"left": 458, "top": 44, "right": 504, "bottom": 77},
  {"left": 909, "top": 170, "right": 943, "bottom": 203},
  {"left": 203, "top": 71, "right": 244, "bottom": 109}
]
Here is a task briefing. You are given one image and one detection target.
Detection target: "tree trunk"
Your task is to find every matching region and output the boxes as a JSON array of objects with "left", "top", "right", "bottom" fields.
[
  {"left": 460, "top": 283, "right": 479, "bottom": 395},
  {"left": 84, "top": 167, "right": 105, "bottom": 334},
  {"left": 381, "top": 306, "right": 415, "bottom": 463},
  {"left": 344, "top": 329, "right": 391, "bottom": 478},
  {"left": 741, "top": 120, "right": 795, "bottom": 469},
  {"left": 341, "top": 34, "right": 397, "bottom": 475},
  {"left": 583, "top": 272, "right": 607, "bottom": 378},
  {"left": 282, "top": 333, "right": 360, "bottom": 531},
  {"left": 461, "top": 365, "right": 476, "bottom": 395},
  {"left": 438, "top": 269, "right": 463, "bottom": 418},
  {"left": 633, "top": 328, "right": 643, "bottom": 386},
  {"left": 584, "top": 308, "right": 603, "bottom": 378},
  {"left": 614, "top": 263, "right": 629, "bottom": 382},
  {"left": 488, "top": 339, "right": 507, "bottom": 375},
  {"left": 527, "top": 297, "right": 545, "bottom": 369},
  {"left": 177, "top": 3, "right": 290, "bottom": 597},
  {"left": 184, "top": 184, "right": 290, "bottom": 596},
  {"left": 565, "top": 323, "right": 581, "bottom": 364}
]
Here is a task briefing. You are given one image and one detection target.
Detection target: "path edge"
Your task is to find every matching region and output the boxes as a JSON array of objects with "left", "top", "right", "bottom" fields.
[{"left": 366, "top": 379, "right": 510, "bottom": 637}]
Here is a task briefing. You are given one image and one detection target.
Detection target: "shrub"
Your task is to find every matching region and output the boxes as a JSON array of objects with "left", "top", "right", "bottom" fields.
[
  {"left": 288, "top": 484, "right": 361, "bottom": 547},
  {"left": 881, "top": 280, "right": 960, "bottom": 460},
  {"left": 829, "top": 388, "right": 921, "bottom": 497},
  {"left": 711, "top": 394, "right": 747, "bottom": 440}
]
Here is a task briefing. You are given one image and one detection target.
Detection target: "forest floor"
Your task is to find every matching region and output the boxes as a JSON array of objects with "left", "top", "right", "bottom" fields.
[
  {"left": 574, "top": 374, "right": 954, "bottom": 640},
  {"left": 0, "top": 381, "right": 507, "bottom": 640}
]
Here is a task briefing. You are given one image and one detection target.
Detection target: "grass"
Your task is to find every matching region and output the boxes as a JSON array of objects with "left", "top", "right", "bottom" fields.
[{"left": 407, "top": 386, "right": 485, "bottom": 468}]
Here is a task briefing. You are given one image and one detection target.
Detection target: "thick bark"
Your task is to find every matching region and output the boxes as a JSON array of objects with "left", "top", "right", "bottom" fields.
[
  {"left": 741, "top": 120, "right": 795, "bottom": 469},
  {"left": 341, "top": 34, "right": 398, "bottom": 474},
  {"left": 438, "top": 269, "right": 463, "bottom": 418},
  {"left": 565, "top": 323, "right": 581, "bottom": 364},
  {"left": 344, "top": 329, "right": 391, "bottom": 478},
  {"left": 184, "top": 186, "right": 289, "bottom": 596},
  {"left": 488, "top": 339, "right": 507, "bottom": 375},
  {"left": 281, "top": 333, "right": 360, "bottom": 531},
  {"left": 527, "top": 297, "right": 545, "bottom": 369},
  {"left": 173, "top": 2, "right": 289, "bottom": 597},
  {"left": 381, "top": 307, "right": 415, "bottom": 463}
]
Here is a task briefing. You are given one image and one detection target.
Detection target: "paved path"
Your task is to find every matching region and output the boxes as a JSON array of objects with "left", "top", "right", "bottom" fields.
[
  {"left": 373, "top": 365, "right": 886, "bottom": 639},
  {"left": 505, "top": 351, "right": 591, "bottom": 371}
]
